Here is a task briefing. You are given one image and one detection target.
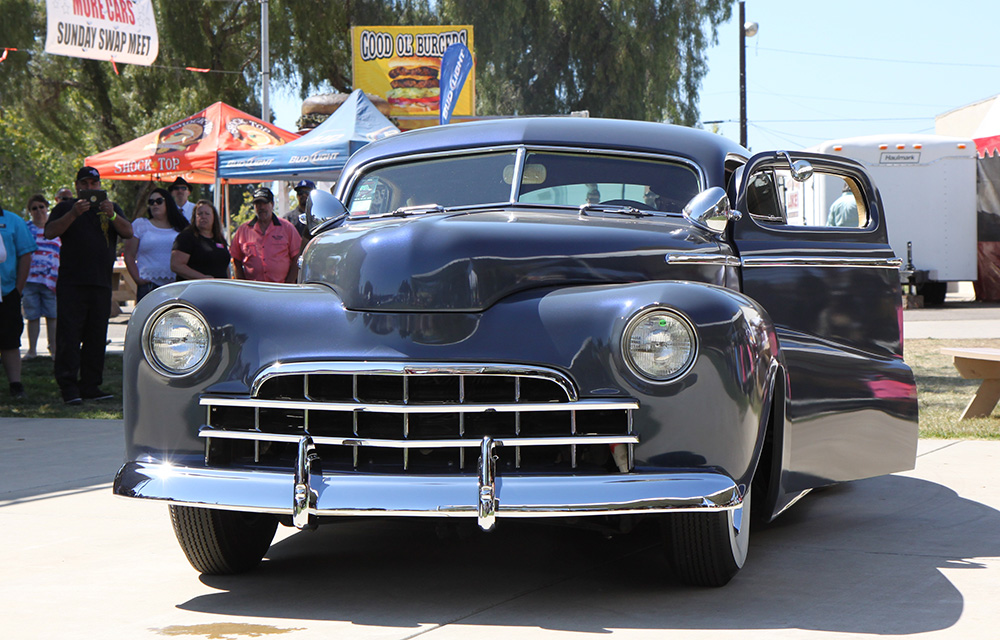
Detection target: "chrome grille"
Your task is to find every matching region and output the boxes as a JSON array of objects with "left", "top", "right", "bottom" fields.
[{"left": 200, "top": 363, "right": 637, "bottom": 474}]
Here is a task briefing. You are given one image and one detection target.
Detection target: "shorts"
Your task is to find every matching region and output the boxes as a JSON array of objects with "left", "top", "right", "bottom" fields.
[
  {"left": 0, "top": 288, "right": 24, "bottom": 350},
  {"left": 21, "top": 282, "right": 57, "bottom": 320}
]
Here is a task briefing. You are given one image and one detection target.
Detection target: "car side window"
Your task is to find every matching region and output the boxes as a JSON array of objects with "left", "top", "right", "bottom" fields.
[
  {"left": 746, "top": 168, "right": 869, "bottom": 229},
  {"left": 745, "top": 170, "right": 784, "bottom": 223}
]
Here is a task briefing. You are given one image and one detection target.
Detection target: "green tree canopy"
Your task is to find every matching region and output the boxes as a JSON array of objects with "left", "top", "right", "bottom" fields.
[
  {"left": 0, "top": 0, "right": 431, "bottom": 214},
  {"left": 439, "top": 0, "right": 731, "bottom": 123},
  {"left": 0, "top": 0, "right": 726, "bottom": 216}
]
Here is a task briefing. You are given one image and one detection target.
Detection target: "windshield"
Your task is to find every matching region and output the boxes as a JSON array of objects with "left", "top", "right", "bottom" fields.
[{"left": 345, "top": 149, "right": 702, "bottom": 216}]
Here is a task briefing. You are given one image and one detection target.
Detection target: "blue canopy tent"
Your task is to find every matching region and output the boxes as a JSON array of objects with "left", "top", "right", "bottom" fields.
[{"left": 217, "top": 90, "right": 399, "bottom": 183}]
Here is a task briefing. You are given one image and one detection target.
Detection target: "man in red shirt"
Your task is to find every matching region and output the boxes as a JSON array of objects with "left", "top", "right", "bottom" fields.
[{"left": 230, "top": 187, "right": 302, "bottom": 283}]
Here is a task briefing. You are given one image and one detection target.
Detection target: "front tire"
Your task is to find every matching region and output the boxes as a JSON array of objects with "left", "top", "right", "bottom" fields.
[
  {"left": 663, "top": 488, "right": 751, "bottom": 587},
  {"left": 169, "top": 505, "right": 278, "bottom": 575}
]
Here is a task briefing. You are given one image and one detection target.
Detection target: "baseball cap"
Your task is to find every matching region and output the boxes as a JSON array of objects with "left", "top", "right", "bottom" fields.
[
  {"left": 294, "top": 180, "right": 316, "bottom": 192},
  {"left": 252, "top": 187, "right": 274, "bottom": 203},
  {"left": 76, "top": 166, "right": 100, "bottom": 182}
]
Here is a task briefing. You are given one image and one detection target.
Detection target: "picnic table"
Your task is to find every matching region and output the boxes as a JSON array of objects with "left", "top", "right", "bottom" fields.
[
  {"left": 941, "top": 347, "right": 1000, "bottom": 420},
  {"left": 112, "top": 258, "right": 136, "bottom": 317}
]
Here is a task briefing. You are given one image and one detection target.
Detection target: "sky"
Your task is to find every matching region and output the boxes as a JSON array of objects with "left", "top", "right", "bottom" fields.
[
  {"left": 272, "top": 1, "right": 1000, "bottom": 153},
  {"left": 697, "top": 0, "right": 1000, "bottom": 151}
]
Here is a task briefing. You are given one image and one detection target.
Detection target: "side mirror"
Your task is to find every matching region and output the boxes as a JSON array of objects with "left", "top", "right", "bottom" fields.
[
  {"left": 683, "top": 187, "right": 741, "bottom": 234},
  {"left": 780, "top": 151, "right": 813, "bottom": 182},
  {"left": 306, "top": 189, "right": 348, "bottom": 233}
]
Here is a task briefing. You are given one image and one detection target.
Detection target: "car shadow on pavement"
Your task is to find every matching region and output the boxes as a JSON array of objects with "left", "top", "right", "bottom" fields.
[{"left": 177, "top": 473, "right": 999, "bottom": 634}]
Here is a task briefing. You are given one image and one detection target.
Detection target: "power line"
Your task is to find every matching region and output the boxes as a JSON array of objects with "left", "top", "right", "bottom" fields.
[
  {"left": 757, "top": 46, "right": 1000, "bottom": 69},
  {"left": 705, "top": 117, "right": 932, "bottom": 124}
]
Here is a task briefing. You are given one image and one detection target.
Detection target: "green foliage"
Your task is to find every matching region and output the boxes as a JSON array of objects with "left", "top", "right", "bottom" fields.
[
  {"left": 0, "top": 107, "right": 83, "bottom": 214},
  {"left": 439, "top": 0, "right": 732, "bottom": 124},
  {"left": 0, "top": 0, "right": 727, "bottom": 213}
]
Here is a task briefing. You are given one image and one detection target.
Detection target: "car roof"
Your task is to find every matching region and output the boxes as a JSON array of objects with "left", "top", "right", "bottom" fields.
[{"left": 344, "top": 117, "right": 749, "bottom": 188}]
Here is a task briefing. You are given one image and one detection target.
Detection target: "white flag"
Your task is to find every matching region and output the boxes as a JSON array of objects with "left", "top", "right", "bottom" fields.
[{"left": 45, "top": 0, "right": 159, "bottom": 66}]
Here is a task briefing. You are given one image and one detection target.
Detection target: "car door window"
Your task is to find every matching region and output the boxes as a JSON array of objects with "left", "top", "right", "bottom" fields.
[{"left": 746, "top": 169, "right": 869, "bottom": 229}]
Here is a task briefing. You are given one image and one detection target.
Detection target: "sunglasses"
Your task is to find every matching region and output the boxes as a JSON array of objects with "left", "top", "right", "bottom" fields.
[
  {"left": 30, "top": 204, "right": 49, "bottom": 211},
  {"left": 59, "top": 196, "right": 74, "bottom": 202},
  {"left": 148, "top": 197, "right": 165, "bottom": 205}
]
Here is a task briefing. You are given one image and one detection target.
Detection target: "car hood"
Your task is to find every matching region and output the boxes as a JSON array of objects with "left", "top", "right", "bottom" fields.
[{"left": 301, "top": 208, "right": 731, "bottom": 312}]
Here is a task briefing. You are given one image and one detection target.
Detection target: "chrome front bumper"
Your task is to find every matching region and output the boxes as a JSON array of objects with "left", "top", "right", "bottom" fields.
[{"left": 114, "top": 438, "right": 742, "bottom": 532}]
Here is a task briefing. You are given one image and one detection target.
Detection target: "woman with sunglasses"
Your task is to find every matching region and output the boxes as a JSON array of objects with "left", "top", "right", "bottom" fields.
[
  {"left": 123, "top": 187, "right": 188, "bottom": 302},
  {"left": 170, "top": 200, "right": 231, "bottom": 280},
  {"left": 21, "top": 194, "right": 61, "bottom": 359}
]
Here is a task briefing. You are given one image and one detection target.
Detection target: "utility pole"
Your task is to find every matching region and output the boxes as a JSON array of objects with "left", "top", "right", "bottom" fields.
[
  {"left": 261, "top": 0, "right": 270, "bottom": 121},
  {"left": 739, "top": 1, "right": 758, "bottom": 149}
]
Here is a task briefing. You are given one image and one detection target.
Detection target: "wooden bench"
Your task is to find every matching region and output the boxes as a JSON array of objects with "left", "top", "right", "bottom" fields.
[{"left": 941, "top": 347, "right": 1000, "bottom": 420}]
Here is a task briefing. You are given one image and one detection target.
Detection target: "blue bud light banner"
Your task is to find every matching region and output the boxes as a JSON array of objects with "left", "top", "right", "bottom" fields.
[{"left": 439, "top": 43, "right": 473, "bottom": 126}]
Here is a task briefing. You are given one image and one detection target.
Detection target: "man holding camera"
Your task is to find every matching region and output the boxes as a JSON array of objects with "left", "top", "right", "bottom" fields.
[{"left": 45, "top": 166, "right": 133, "bottom": 405}]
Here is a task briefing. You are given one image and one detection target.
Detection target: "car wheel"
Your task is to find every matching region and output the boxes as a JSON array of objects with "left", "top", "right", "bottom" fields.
[
  {"left": 916, "top": 281, "right": 947, "bottom": 307},
  {"left": 663, "top": 488, "right": 750, "bottom": 587},
  {"left": 169, "top": 505, "right": 278, "bottom": 575}
]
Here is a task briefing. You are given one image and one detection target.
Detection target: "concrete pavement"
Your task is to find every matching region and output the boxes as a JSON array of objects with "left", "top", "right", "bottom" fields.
[
  {"left": 1, "top": 416, "right": 999, "bottom": 639},
  {"left": 4, "top": 294, "right": 1000, "bottom": 638},
  {"left": 904, "top": 302, "right": 1000, "bottom": 340}
]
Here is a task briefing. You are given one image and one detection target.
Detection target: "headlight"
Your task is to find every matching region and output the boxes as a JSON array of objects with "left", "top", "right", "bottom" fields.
[
  {"left": 623, "top": 309, "right": 697, "bottom": 382},
  {"left": 143, "top": 305, "right": 211, "bottom": 376}
]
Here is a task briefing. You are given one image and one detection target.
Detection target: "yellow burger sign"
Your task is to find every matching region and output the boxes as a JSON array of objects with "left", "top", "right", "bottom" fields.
[{"left": 351, "top": 26, "right": 475, "bottom": 123}]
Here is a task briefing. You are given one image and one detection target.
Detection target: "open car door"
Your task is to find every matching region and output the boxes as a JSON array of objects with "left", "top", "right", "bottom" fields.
[{"left": 730, "top": 151, "right": 918, "bottom": 518}]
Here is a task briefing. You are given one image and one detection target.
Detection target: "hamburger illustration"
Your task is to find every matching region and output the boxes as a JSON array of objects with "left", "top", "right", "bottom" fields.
[{"left": 386, "top": 56, "right": 441, "bottom": 112}]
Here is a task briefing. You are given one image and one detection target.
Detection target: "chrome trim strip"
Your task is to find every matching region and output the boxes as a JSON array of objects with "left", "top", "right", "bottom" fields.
[
  {"left": 198, "top": 428, "right": 639, "bottom": 449},
  {"left": 509, "top": 147, "right": 527, "bottom": 202},
  {"left": 666, "top": 254, "right": 741, "bottom": 267},
  {"left": 741, "top": 256, "right": 903, "bottom": 269},
  {"left": 201, "top": 396, "right": 636, "bottom": 414},
  {"left": 249, "top": 361, "right": 581, "bottom": 401},
  {"left": 114, "top": 461, "right": 742, "bottom": 518}
]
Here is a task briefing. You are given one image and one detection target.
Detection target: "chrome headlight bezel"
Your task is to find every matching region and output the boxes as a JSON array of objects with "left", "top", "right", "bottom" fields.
[
  {"left": 141, "top": 303, "right": 212, "bottom": 377},
  {"left": 621, "top": 307, "right": 698, "bottom": 383}
]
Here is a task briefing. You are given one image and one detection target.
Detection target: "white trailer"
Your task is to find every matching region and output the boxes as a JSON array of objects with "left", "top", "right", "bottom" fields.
[{"left": 809, "top": 134, "right": 977, "bottom": 305}]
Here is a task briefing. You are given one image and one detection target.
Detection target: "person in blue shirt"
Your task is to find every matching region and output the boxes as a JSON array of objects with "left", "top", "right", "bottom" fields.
[
  {"left": 0, "top": 205, "right": 38, "bottom": 399},
  {"left": 827, "top": 183, "right": 860, "bottom": 228}
]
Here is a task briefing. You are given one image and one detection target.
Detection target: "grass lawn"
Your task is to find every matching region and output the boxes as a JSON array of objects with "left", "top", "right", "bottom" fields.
[
  {"left": 0, "top": 354, "right": 123, "bottom": 420},
  {"left": 906, "top": 338, "right": 1000, "bottom": 439},
  {"left": 2, "top": 339, "right": 998, "bottom": 440}
]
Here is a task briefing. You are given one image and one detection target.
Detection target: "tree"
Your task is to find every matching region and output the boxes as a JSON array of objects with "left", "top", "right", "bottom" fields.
[
  {"left": 1, "top": 0, "right": 725, "bottom": 215},
  {"left": 0, "top": 0, "right": 433, "bottom": 215},
  {"left": 439, "top": 0, "right": 731, "bottom": 124}
]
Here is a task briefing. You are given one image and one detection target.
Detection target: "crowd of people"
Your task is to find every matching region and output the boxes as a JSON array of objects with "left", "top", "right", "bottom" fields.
[{"left": 0, "top": 166, "right": 316, "bottom": 404}]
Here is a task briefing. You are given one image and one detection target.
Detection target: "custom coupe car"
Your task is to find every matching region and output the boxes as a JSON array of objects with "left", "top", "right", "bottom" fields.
[{"left": 114, "top": 118, "right": 918, "bottom": 587}]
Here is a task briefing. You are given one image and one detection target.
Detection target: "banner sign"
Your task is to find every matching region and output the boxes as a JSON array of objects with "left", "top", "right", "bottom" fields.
[
  {"left": 351, "top": 25, "right": 474, "bottom": 121},
  {"left": 45, "top": 0, "right": 159, "bottom": 66},
  {"left": 439, "top": 43, "right": 472, "bottom": 126}
]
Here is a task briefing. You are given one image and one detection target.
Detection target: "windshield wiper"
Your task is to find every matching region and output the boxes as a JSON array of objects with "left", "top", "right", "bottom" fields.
[
  {"left": 578, "top": 203, "right": 650, "bottom": 218},
  {"left": 390, "top": 203, "right": 445, "bottom": 217}
]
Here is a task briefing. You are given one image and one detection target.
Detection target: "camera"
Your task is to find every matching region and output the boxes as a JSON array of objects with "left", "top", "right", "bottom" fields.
[{"left": 78, "top": 189, "right": 108, "bottom": 211}]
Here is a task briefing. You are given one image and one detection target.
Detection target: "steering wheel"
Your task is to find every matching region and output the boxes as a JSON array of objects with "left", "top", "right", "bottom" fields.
[{"left": 600, "top": 199, "right": 647, "bottom": 209}]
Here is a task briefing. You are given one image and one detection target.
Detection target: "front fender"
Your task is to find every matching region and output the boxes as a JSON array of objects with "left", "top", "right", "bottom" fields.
[{"left": 124, "top": 279, "right": 781, "bottom": 490}]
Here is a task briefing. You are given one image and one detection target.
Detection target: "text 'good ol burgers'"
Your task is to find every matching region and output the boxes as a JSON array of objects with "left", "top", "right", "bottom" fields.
[{"left": 387, "top": 57, "right": 440, "bottom": 112}]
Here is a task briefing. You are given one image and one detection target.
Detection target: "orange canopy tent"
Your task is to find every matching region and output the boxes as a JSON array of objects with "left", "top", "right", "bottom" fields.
[
  {"left": 85, "top": 102, "right": 300, "bottom": 184},
  {"left": 85, "top": 102, "right": 300, "bottom": 238}
]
